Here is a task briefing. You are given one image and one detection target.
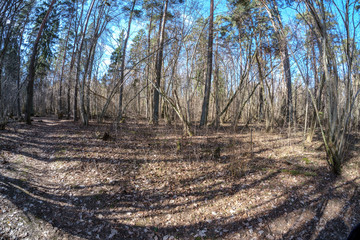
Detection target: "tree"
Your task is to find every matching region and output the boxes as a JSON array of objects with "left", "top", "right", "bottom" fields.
[
  {"left": 65, "top": 0, "right": 85, "bottom": 119},
  {"left": 73, "top": 0, "right": 96, "bottom": 125},
  {"left": 0, "top": 0, "right": 27, "bottom": 125},
  {"left": 260, "top": 0, "right": 293, "bottom": 125},
  {"left": 152, "top": 0, "right": 169, "bottom": 125},
  {"left": 58, "top": 0, "right": 76, "bottom": 118},
  {"left": 199, "top": 0, "right": 214, "bottom": 127},
  {"left": 117, "top": 0, "right": 139, "bottom": 122},
  {"left": 128, "top": 29, "right": 147, "bottom": 116},
  {"left": 142, "top": 0, "right": 157, "bottom": 120},
  {"left": 32, "top": 1, "right": 60, "bottom": 115},
  {"left": 289, "top": 0, "right": 360, "bottom": 174},
  {"left": 25, "top": 0, "right": 56, "bottom": 124}
]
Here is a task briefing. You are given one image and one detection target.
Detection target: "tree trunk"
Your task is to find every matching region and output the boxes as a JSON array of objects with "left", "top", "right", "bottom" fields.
[
  {"left": 76, "top": 0, "right": 96, "bottom": 125},
  {"left": 146, "top": 12, "right": 153, "bottom": 120},
  {"left": 283, "top": 45, "right": 293, "bottom": 124},
  {"left": 199, "top": 0, "right": 214, "bottom": 127},
  {"left": 261, "top": 0, "right": 293, "bottom": 125},
  {"left": 303, "top": 44, "right": 310, "bottom": 143},
  {"left": 256, "top": 51, "right": 265, "bottom": 121},
  {"left": 67, "top": 0, "right": 84, "bottom": 119},
  {"left": 16, "top": 10, "right": 31, "bottom": 118},
  {"left": 214, "top": 36, "right": 220, "bottom": 128},
  {"left": 86, "top": 43, "right": 97, "bottom": 120},
  {"left": 152, "top": 0, "right": 169, "bottom": 125},
  {"left": 58, "top": 12, "right": 74, "bottom": 119},
  {"left": 0, "top": 1, "right": 20, "bottom": 119},
  {"left": 117, "top": 0, "right": 137, "bottom": 122},
  {"left": 79, "top": 42, "right": 96, "bottom": 126},
  {"left": 25, "top": 0, "right": 56, "bottom": 124}
]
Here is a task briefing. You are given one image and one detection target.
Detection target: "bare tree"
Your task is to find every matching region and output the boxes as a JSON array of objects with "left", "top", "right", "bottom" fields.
[
  {"left": 152, "top": 0, "right": 169, "bottom": 125},
  {"left": 199, "top": 0, "right": 214, "bottom": 127},
  {"left": 58, "top": 3, "right": 75, "bottom": 118},
  {"left": 260, "top": 0, "right": 293, "bottom": 125},
  {"left": 117, "top": 0, "right": 137, "bottom": 122},
  {"left": 290, "top": 0, "right": 360, "bottom": 174},
  {"left": 25, "top": 0, "right": 56, "bottom": 124}
]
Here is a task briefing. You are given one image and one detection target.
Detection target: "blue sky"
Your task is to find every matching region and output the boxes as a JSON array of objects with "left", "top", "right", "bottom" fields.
[{"left": 98, "top": 0, "right": 359, "bottom": 77}]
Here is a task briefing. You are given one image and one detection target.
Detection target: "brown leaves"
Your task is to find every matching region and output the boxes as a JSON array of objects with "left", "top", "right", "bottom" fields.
[{"left": 0, "top": 118, "right": 359, "bottom": 239}]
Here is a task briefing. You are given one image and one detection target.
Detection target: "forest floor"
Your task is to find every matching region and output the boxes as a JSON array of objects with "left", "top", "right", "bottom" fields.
[{"left": 0, "top": 117, "right": 359, "bottom": 240}]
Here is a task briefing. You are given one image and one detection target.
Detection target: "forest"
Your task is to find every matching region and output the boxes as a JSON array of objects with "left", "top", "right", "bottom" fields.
[{"left": 1, "top": 0, "right": 360, "bottom": 239}]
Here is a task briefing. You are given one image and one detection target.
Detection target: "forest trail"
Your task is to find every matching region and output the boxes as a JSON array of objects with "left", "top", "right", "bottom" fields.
[{"left": 0, "top": 117, "right": 360, "bottom": 239}]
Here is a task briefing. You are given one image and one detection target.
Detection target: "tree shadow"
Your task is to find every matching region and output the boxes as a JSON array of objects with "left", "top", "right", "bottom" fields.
[
  {"left": 0, "top": 117, "right": 359, "bottom": 239},
  {"left": 314, "top": 217, "right": 349, "bottom": 240}
]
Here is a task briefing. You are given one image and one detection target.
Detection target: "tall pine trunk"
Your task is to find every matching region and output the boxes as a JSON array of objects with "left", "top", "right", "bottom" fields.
[
  {"left": 199, "top": 0, "right": 214, "bottom": 127},
  {"left": 152, "top": 0, "right": 169, "bottom": 125},
  {"left": 25, "top": 0, "right": 56, "bottom": 124},
  {"left": 146, "top": 12, "right": 153, "bottom": 120},
  {"left": 58, "top": 13, "right": 74, "bottom": 118}
]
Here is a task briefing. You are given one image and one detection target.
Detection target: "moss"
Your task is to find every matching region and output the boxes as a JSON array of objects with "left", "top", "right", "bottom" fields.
[
  {"left": 281, "top": 169, "right": 301, "bottom": 175},
  {"left": 55, "top": 149, "right": 66, "bottom": 160},
  {"left": 304, "top": 171, "right": 317, "bottom": 176},
  {"left": 176, "top": 140, "right": 181, "bottom": 152},
  {"left": 20, "top": 178, "right": 27, "bottom": 182},
  {"left": 302, "top": 157, "right": 311, "bottom": 164},
  {"left": 281, "top": 169, "right": 317, "bottom": 177}
]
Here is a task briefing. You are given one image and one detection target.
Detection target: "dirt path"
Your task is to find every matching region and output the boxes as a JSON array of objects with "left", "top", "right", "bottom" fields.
[{"left": 0, "top": 117, "right": 359, "bottom": 239}]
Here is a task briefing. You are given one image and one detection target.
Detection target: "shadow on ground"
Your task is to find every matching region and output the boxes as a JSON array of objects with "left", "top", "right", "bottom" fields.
[{"left": 0, "top": 117, "right": 359, "bottom": 239}]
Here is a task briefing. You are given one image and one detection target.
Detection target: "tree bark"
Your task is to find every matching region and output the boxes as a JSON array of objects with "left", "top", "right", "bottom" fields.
[
  {"left": 16, "top": 7, "right": 31, "bottom": 118},
  {"left": 58, "top": 11, "right": 74, "bottom": 118},
  {"left": 25, "top": 0, "right": 56, "bottom": 124},
  {"left": 117, "top": 0, "right": 137, "bottom": 121},
  {"left": 261, "top": 0, "right": 293, "bottom": 125},
  {"left": 67, "top": 0, "right": 84, "bottom": 119},
  {"left": 75, "top": 0, "right": 96, "bottom": 125},
  {"left": 214, "top": 35, "right": 220, "bottom": 128},
  {"left": 146, "top": 12, "right": 153, "bottom": 120},
  {"left": 152, "top": 0, "right": 169, "bottom": 125},
  {"left": 0, "top": 1, "right": 22, "bottom": 119},
  {"left": 199, "top": 0, "right": 214, "bottom": 127},
  {"left": 256, "top": 51, "right": 265, "bottom": 121},
  {"left": 86, "top": 42, "right": 97, "bottom": 119}
]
